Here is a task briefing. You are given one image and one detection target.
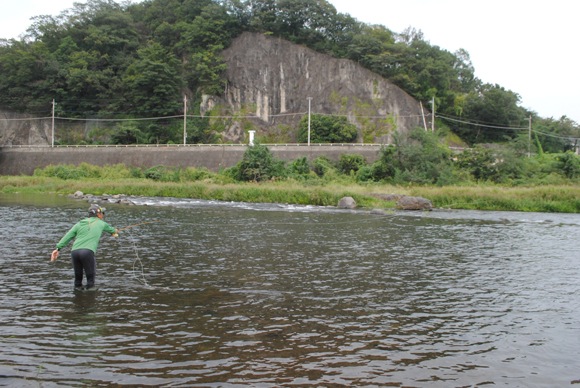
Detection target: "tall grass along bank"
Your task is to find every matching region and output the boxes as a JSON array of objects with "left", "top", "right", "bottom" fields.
[{"left": 1, "top": 164, "right": 579, "bottom": 213}]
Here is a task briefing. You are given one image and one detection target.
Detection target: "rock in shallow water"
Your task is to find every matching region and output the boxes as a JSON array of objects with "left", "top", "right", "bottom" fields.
[{"left": 337, "top": 196, "right": 356, "bottom": 209}]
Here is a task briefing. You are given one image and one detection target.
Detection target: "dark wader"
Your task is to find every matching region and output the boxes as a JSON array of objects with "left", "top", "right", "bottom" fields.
[{"left": 71, "top": 249, "right": 96, "bottom": 289}]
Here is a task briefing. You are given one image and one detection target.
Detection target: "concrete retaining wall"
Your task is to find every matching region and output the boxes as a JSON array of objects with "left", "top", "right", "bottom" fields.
[{"left": 0, "top": 144, "right": 383, "bottom": 175}]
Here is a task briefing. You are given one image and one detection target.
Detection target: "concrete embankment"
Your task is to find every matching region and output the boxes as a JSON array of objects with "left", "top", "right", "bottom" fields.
[{"left": 0, "top": 144, "right": 383, "bottom": 175}]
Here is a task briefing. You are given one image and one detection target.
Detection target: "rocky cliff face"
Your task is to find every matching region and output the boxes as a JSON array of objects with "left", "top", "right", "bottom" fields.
[
  {"left": 0, "top": 111, "right": 51, "bottom": 146},
  {"left": 202, "top": 32, "right": 430, "bottom": 143}
]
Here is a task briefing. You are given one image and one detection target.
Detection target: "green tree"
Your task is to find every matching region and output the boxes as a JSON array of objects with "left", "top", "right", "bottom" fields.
[
  {"left": 311, "top": 156, "right": 336, "bottom": 177},
  {"left": 457, "top": 84, "right": 527, "bottom": 144},
  {"left": 556, "top": 151, "right": 580, "bottom": 179},
  {"left": 456, "top": 144, "right": 526, "bottom": 183},
  {"left": 122, "top": 42, "right": 182, "bottom": 117},
  {"left": 338, "top": 154, "right": 366, "bottom": 174},
  {"left": 395, "top": 128, "right": 453, "bottom": 184},
  {"left": 370, "top": 129, "right": 452, "bottom": 184},
  {"left": 177, "top": 2, "right": 238, "bottom": 53},
  {"left": 370, "top": 145, "right": 397, "bottom": 180},
  {"left": 0, "top": 40, "right": 56, "bottom": 112},
  {"left": 111, "top": 121, "right": 146, "bottom": 144},
  {"left": 456, "top": 145, "right": 499, "bottom": 181},
  {"left": 346, "top": 25, "right": 394, "bottom": 70},
  {"left": 235, "top": 143, "right": 286, "bottom": 181},
  {"left": 533, "top": 116, "right": 580, "bottom": 153},
  {"left": 288, "top": 156, "right": 311, "bottom": 177},
  {"left": 185, "top": 116, "right": 217, "bottom": 144},
  {"left": 297, "top": 114, "right": 358, "bottom": 143},
  {"left": 185, "top": 46, "right": 227, "bottom": 95}
]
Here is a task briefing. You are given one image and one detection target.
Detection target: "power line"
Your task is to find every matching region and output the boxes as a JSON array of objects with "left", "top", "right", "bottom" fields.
[
  {"left": 196, "top": 112, "right": 307, "bottom": 119},
  {"left": 436, "top": 113, "right": 528, "bottom": 131},
  {"left": 1, "top": 110, "right": 419, "bottom": 122},
  {"left": 1, "top": 116, "right": 52, "bottom": 121},
  {"left": 532, "top": 129, "right": 580, "bottom": 140},
  {"left": 4, "top": 106, "right": 579, "bottom": 141},
  {"left": 436, "top": 113, "right": 580, "bottom": 140},
  {"left": 316, "top": 112, "right": 424, "bottom": 119},
  {"left": 55, "top": 115, "right": 184, "bottom": 122}
]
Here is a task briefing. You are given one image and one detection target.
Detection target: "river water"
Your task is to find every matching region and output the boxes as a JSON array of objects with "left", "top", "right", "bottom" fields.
[{"left": 0, "top": 193, "right": 579, "bottom": 387}]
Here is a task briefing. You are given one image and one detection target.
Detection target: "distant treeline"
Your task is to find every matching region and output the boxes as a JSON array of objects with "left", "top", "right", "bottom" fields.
[{"left": 0, "top": 0, "right": 578, "bottom": 151}]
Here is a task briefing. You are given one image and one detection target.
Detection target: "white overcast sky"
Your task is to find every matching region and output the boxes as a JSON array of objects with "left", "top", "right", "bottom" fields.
[{"left": 1, "top": 0, "right": 578, "bottom": 123}]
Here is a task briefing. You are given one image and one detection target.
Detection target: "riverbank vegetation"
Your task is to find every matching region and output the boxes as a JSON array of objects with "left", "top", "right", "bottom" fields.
[
  {"left": 3, "top": 173, "right": 578, "bottom": 213},
  {"left": 2, "top": 133, "right": 580, "bottom": 213}
]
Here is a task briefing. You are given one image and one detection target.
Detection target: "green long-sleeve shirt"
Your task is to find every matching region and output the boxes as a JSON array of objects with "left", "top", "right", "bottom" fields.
[{"left": 56, "top": 217, "right": 116, "bottom": 253}]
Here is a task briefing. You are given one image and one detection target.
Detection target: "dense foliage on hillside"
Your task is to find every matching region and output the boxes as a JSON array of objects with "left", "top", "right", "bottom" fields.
[
  {"left": 0, "top": 0, "right": 578, "bottom": 151},
  {"left": 233, "top": 131, "right": 580, "bottom": 188}
]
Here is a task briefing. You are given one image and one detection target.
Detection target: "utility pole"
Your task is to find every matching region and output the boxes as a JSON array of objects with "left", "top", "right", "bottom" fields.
[
  {"left": 420, "top": 101, "right": 428, "bottom": 131},
  {"left": 51, "top": 99, "right": 55, "bottom": 147},
  {"left": 307, "top": 97, "right": 312, "bottom": 146},
  {"left": 183, "top": 95, "right": 187, "bottom": 145},
  {"left": 431, "top": 97, "right": 435, "bottom": 132},
  {"left": 528, "top": 115, "right": 532, "bottom": 158}
]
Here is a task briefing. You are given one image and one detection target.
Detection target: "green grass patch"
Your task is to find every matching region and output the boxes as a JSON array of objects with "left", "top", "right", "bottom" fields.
[
  {"left": 408, "top": 185, "right": 580, "bottom": 213},
  {"left": 3, "top": 164, "right": 580, "bottom": 213}
]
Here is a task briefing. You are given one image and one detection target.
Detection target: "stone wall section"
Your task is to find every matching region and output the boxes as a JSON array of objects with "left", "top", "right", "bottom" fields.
[{"left": 0, "top": 145, "right": 382, "bottom": 176}]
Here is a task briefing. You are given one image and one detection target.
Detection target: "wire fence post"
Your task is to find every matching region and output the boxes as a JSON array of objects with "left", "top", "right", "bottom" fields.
[
  {"left": 527, "top": 115, "right": 532, "bottom": 158},
  {"left": 431, "top": 97, "right": 435, "bottom": 132},
  {"left": 51, "top": 99, "right": 55, "bottom": 147},
  {"left": 307, "top": 97, "right": 312, "bottom": 146},
  {"left": 183, "top": 95, "right": 187, "bottom": 145}
]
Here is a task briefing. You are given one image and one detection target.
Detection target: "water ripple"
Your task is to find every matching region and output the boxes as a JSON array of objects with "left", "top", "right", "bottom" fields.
[{"left": 1, "top": 195, "right": 579, "bottom": 386}]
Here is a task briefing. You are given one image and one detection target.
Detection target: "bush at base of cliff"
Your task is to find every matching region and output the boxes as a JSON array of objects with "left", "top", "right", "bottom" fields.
[{"left": 233, "top": 143, "right": 287, "bottom": 182}]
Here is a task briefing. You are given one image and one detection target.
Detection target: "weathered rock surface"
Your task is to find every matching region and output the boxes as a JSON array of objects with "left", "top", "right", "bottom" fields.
[
  {"left": 396, "top": 196, "right": 433, "bottom": 211},
  {"left": 337, "top": 196, "right": 357, "bottom": 209},
  {"left": 202, "top": 32, "right": 429, "bottom": 143},
  {"left": 0, "top": 110, "right": 51, "bottom": 146},
  {"left": 68, "top": 191, "right": 136, "bottom": 206},
  {"left": 370, "top": 193, "right": 405, "bottom": 202},
  {"left": 370, "top": 193, "right": 433, "bottom": 211}
]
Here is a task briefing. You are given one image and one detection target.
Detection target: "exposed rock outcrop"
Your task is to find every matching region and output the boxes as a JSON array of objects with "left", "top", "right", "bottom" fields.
[
  {"left": 203, "top": 32, "right": 429, "bottom": 143},
  {"left": 0, "top": 110, "right": 50, "bottom": 146}
]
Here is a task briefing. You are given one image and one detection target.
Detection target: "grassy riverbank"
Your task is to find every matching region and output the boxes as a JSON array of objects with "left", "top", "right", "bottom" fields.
[
  {"left": 406, "top": 185, "right": 580, "bottom": 213},
  {"left": 1, "top": 173, "right": 579, "bottom": 213}
]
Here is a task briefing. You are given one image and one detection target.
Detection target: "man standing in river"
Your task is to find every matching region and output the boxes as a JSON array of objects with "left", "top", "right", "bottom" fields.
[{"left": 51, "top": 204, "right": 119, "bottom": 291}]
